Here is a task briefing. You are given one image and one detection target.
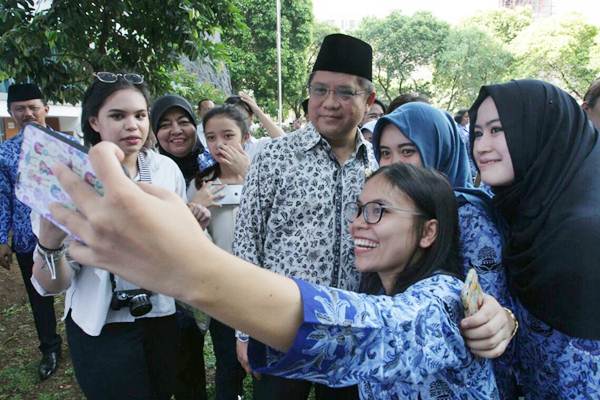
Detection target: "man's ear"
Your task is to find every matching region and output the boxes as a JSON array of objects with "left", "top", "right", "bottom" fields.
[
  {"left": 367, "top": 92, "right": 376, "bottom": 107},
  {"left": 582, "top": 102, "right": 591, "bottom": 112},
  {"left": 419, "top": 219, "right": 438, "bottom": 249}
]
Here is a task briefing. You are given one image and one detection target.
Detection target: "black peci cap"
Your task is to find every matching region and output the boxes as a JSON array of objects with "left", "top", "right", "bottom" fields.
[
  {"left": 312, "top": 34, "right": 373, "bottom": 81},
  {"left": 7, "top": 83, "right": 44, "bottom": 104}
]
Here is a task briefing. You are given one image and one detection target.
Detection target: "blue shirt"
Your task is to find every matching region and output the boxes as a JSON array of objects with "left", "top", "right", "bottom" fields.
[
  {"left": 249, "top": 275, "right": 499, "bottom": 400},
  {"left": 0, "top": 133, "right": 36, "bottom": 253}
]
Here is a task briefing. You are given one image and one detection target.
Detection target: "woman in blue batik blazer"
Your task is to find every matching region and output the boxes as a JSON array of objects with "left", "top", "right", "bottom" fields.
[
  {"left": 371, "top": 102, "right": 518, "bottom": 398},
  {"left": 52, "top": 159, "right": 500, "bottom": 400}
]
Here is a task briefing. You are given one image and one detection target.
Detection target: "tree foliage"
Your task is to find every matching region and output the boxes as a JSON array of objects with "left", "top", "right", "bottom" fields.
[
  {"left": 168, "top": 64, "right": 227, "bottom": 105},
  {"left": 354, "top": 11, "right": 450, "bottom": 102},
  {"left": 0, "top": 0, "right": 243, "bottom": 103},
  {"left": 511, "top": 14, "right": 600, "bottom": 99},
  {"left": 432, "top": 27, "right": 513, "bottom": 111},
  {"left": 469, "top": 6, "right": 533, "bottom": 44},
  {"left": 224, "top": 0, "right": 313, "bottom": 117}
]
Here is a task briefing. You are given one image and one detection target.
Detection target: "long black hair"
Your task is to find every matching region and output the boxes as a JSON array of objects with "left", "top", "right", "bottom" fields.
[
  {"left": 359, "top": 163, "right": 461, "bottom": 295},
  {"left": 81, "top": 76, "right": 154, "bottom": 148}
]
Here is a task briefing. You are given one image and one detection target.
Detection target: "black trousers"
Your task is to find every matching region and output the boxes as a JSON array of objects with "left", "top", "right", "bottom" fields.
[
  {"left": 253, "top": 375, "right": 359, "bottom": 400},
  {"left": 209, "top": 318, "right": 246, "bottom": 400},
  {"left": 16, "top": 251, "right": 61, "bottom": 354},
  {"left": 66, "top": 313, "right": 179, "bottom": 400},
  {"left": 174, "top": 305, "right": 207, "bottom": 400}
]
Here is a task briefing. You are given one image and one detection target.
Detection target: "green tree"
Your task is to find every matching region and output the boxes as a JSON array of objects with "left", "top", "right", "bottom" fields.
[
  {"left": 511, "top": 14, "right": 600, "bottom": 99},
  {"left": 354, "top": 11, "right": 450, "bottom": 102},
  {"left": 469, "top": 6, "right": 533, "bottom": 44},
  {"left": 432, "top": 27, "right": 513, "bottom": 111},
  {"left": 224, "top": 0, "right": 313, "bottom": 117},
  {"left": 168, "top": 64, "right": 227, "bottom": 105},
  {"left": 0, "top": 0, "right": 243, "bottom": 103}
]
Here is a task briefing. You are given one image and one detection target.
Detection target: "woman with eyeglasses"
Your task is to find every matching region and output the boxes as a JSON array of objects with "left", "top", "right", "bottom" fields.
[
  {"left": 371, "top": 102, "right": 518, "bottom": 398},
  {"left": 30, "top": 72, "right": 209, "bottom": 400},
  {"left": 49, "top": 153, "right": 500, "bottom": 399}
]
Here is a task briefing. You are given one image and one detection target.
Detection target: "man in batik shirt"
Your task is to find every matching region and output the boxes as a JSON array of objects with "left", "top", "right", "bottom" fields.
[{"left": 233, "top": 34, "right": 379, "bottom": 400}]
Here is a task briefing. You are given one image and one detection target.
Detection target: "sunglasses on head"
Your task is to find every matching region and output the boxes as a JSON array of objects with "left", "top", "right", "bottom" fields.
[{"left": 94, "top": 72, "right": 144, "bottom": 85}]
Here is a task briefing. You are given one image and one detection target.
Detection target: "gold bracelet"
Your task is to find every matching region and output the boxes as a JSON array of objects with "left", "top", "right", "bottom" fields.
[{"left": 503, "top": 307, "right": 519, "bottom": 340}]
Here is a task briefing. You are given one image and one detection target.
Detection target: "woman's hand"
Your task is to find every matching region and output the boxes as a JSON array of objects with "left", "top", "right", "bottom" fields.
[
  {"left": 236, "top": 339, "right": 261, "bottom": 379},
  {"left": 38, "top": 217, "right": 68, "bottom": 249},
  {"left": 460, "top": 294, "right": 515, "bottom": 358},
  {"left": 238, "top": 92, "right": 260, "bottom": 115},
  {"left": 49, "top": 142, "right": 208, "bottom": 301},
  {"left": 218, "top": 142, "right": 250, "bottom": 179},
  {"left": 49, "top": 142, "right": 304, "bottom": 352},
  {"left": 191, "top": 182, "right": 225, "bottom": 208},
  {"left": 187, "top": 202, "right": 211, "bottom": 229}
]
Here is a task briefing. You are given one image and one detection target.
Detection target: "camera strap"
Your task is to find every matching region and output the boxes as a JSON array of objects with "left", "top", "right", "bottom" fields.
[{"left": 110, "top": 152, "right": 152, "bottom": 290}]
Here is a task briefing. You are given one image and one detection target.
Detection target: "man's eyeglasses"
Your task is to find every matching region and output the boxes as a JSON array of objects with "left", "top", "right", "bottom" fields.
[
  {"left": 345, "top": 201, "right": 424, "bottom": 224},
  {"left": 367, "top": 112, "right": 384, "bottom": 119},
  {"left": 308, "top": 85, "right": 366, "bottom": 102},
  {"left": 94, "top": 72, "right": 144, "bottom": 85}
]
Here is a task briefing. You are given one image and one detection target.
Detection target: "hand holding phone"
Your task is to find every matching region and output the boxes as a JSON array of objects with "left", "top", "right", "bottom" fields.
[
  {"left": 15, "top": 123, "right": 103, "bottom": 236},
  {"left": 461, "top": 268, "right": 485, "bottom": 317}
]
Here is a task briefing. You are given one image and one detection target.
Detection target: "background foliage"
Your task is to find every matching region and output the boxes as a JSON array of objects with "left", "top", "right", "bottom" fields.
[
  {"left": 0, "top": 0, "right": 243, "bottom": 103},
  {"left": 223, "top": 0, "right": 313, "bottom": 117},
  {"left": 1, "top": 1, "right": 599, "bottom": 119}
]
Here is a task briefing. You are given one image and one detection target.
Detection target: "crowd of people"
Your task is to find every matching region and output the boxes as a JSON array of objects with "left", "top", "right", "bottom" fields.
[{"left": 2, "top": 32, "right": 600, "bottom": 400}]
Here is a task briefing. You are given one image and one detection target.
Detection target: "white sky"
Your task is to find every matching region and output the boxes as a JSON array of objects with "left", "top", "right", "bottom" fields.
[{"left": 313, "top": 0, "right": 600, "bottom": 25}]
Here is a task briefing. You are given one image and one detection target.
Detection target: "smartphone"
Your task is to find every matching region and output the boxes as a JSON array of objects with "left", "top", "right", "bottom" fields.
[
  {"left": 461, "top": 268, "right": 484, "bottom": 317},
  {"left": 217, "top": 184, "right": 243, "bottom": 206},
  {"left": 15, "top": 123, "right": 103, "bottom": 235},
  {"left": 198, "top": 148, "right": 217, "bottom": 172}
]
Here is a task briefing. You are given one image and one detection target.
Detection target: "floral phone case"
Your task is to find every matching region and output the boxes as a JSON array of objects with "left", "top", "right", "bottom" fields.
[
  {"left": 15, "top": 123, "right": 102, "bottom": 235},
  {"left": 461, "top": 268, "right": 484, "bottom": 317}
]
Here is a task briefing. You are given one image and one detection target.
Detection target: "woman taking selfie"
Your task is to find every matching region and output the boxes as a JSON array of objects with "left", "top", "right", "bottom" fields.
[
  {"left": 31, "top": 73, "right": 207, "bottom": 400},
  {"left": 49, "top": 156, "right": 500, "bottom": 399}
]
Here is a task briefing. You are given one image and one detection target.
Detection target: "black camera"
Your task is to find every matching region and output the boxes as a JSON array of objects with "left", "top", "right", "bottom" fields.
[{"left": 110, "top": 289, "right": 153, "bottom": 317}]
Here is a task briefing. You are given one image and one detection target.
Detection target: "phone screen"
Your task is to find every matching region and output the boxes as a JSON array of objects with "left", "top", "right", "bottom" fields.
[{"left": 15, "top": 123, "right": 101, "bottom": 235}]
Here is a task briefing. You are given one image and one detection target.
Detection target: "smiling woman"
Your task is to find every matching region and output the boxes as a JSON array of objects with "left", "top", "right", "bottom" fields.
[
  {"left": 469, "top": 79, "right": 600, "bottom": 398},
  {"left": 48, "top": 153, "right": 500, "bottom": 399}
]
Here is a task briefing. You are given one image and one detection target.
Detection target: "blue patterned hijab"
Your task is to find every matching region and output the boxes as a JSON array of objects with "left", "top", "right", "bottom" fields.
[{"left": 372, "top": 102, "right": 491, "bottom": 209}]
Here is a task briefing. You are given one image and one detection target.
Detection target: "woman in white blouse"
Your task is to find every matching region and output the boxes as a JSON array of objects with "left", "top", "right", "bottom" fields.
[{"left": 32, "top": 73, "right": 209, "bottom": 400}]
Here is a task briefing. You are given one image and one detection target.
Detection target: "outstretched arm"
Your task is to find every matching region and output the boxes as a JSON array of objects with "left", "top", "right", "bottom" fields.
[
  {"left": 50, "top": 142, "right": 301, "bottom": 351},
  {"left": 239, "top": 92, "right": 284, "bottom": 138}
]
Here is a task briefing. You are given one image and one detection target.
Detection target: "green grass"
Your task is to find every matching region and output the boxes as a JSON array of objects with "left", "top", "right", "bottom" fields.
[{"left": 0, "top": 297, "right": 314, "bottom": 399}]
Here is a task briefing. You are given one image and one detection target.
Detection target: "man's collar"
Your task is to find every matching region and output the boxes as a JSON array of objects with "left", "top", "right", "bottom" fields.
[{"left": 302, "top": 122, "right": 368, "bottom": 155}]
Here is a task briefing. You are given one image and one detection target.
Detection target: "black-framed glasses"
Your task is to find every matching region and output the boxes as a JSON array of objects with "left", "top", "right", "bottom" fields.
[
  {"left": 94, "top": 72, "right": 144, "bottom": 84},
  {"left": 345, "top": 201, "right": 424, "bottom": 224},
  {"left": 308, "top": 85, "right": 366, "bottom": 102}
]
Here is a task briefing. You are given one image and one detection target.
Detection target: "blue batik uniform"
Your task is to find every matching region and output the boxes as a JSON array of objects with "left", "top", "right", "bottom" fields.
[
  {"left": 249, "top": 275, "right": 499, "bottom": 400},
  {"left": 512, "top": 299, "right": 600, "bottom": 399},
  {"left": 0, "top": 132, "right": 36, "bottom": 252}
]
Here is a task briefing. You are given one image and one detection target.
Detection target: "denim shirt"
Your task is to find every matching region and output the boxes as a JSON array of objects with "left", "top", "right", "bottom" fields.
[
  {"left": 249, "top": 275, "right": 499, "bottom": 400},
  {"left": 233, "top": 122, "right": 378, "bottom": 291},
  {"left": 0, "top": 133, "right": 36, "bottom": 253}
]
